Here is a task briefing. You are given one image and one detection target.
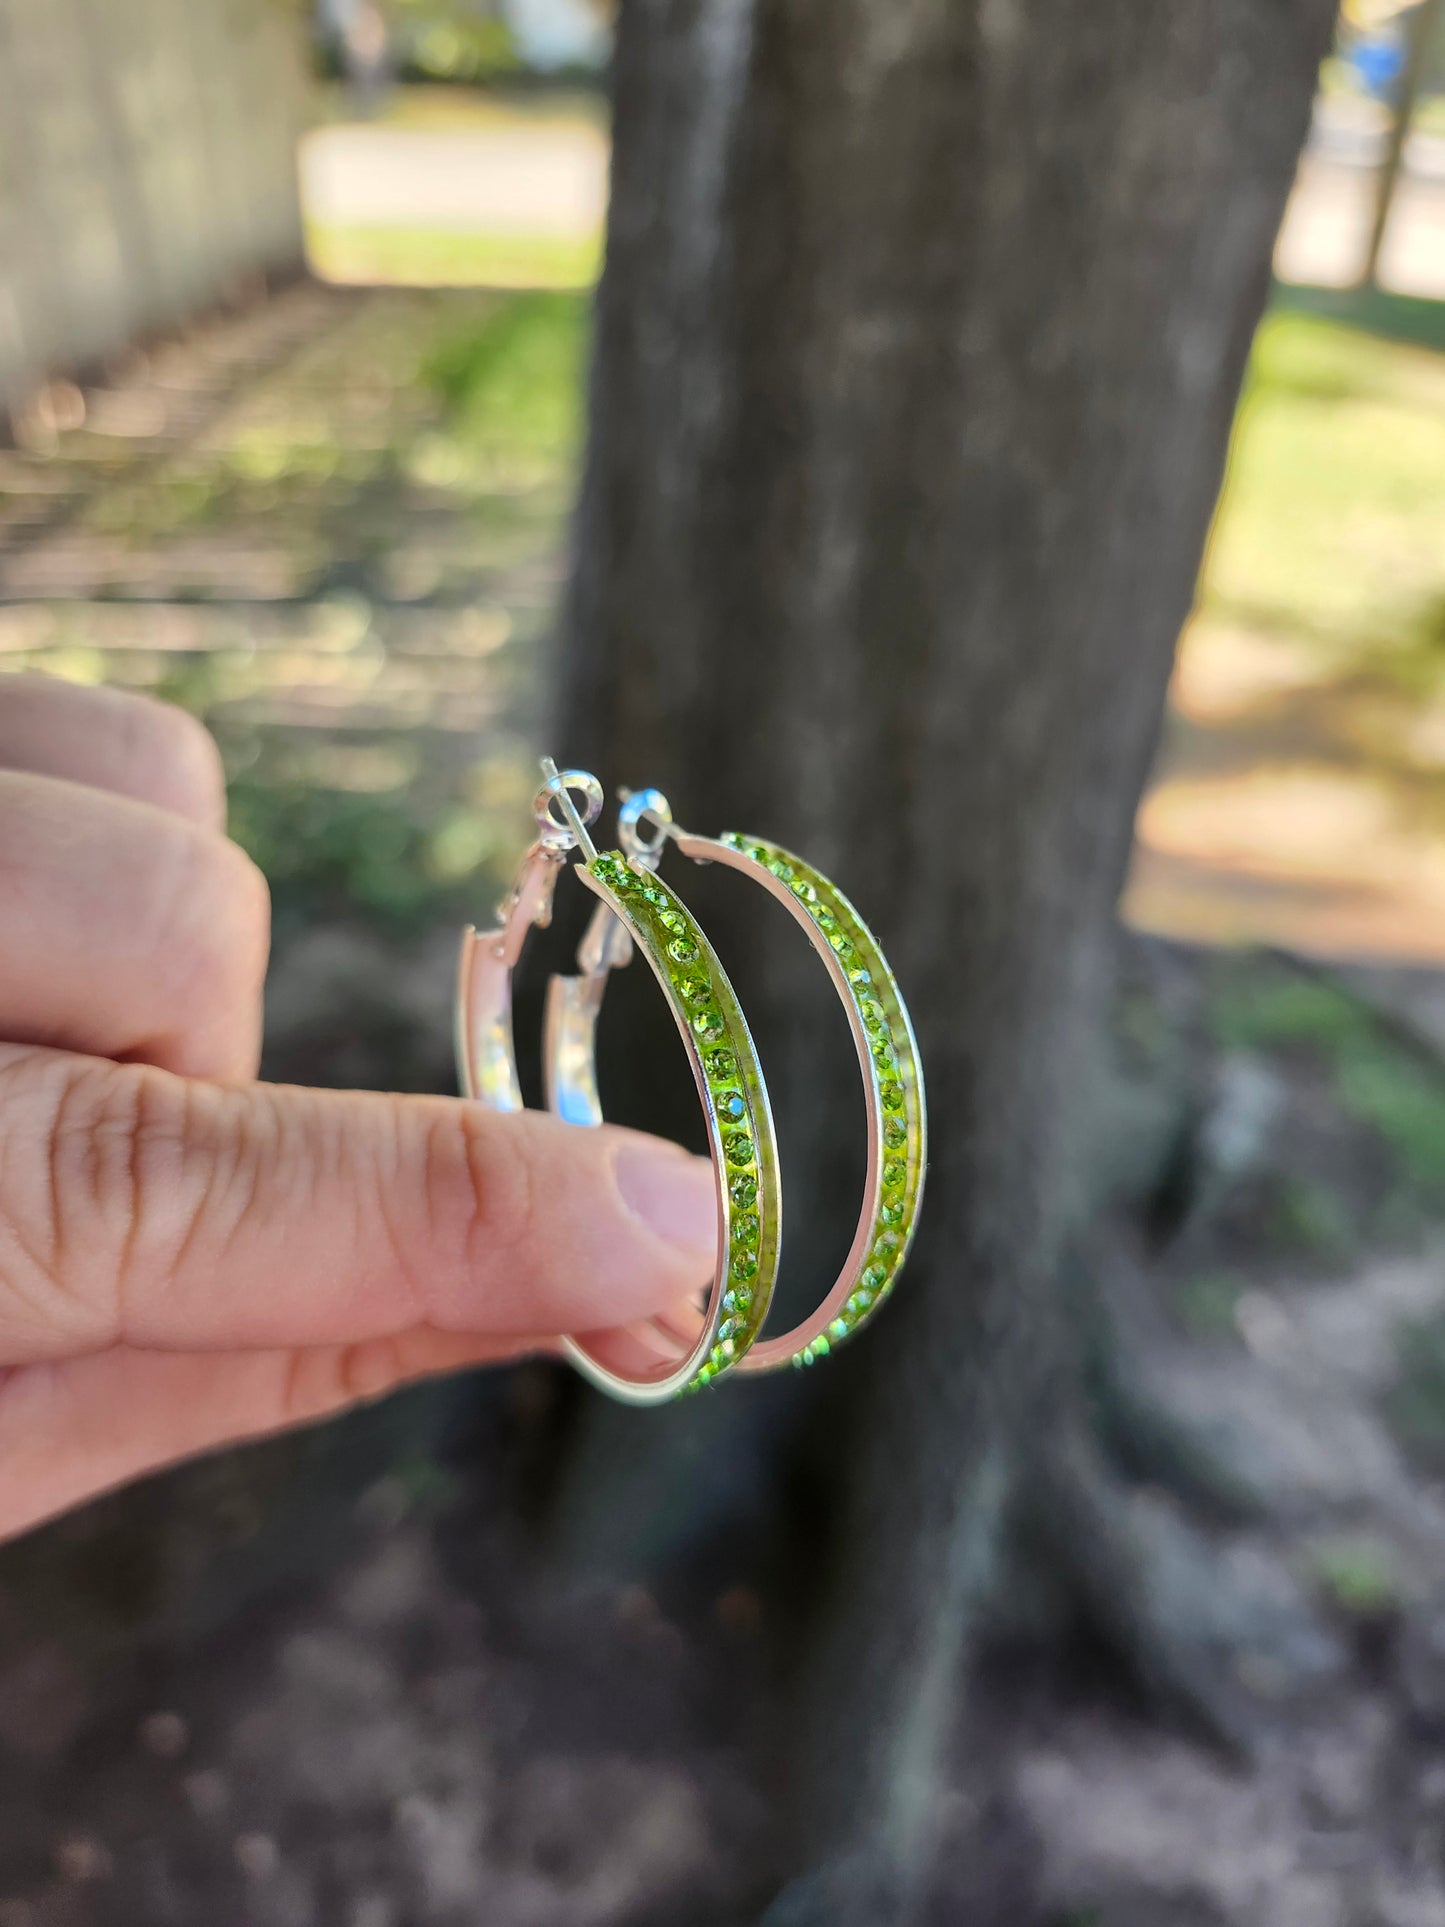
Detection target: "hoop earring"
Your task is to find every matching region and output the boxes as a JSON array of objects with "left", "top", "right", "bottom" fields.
[
  {"left": 458, "top": 761, "right": 781, "bottom": 1405},
  {"left": 544, "top": 789, "right": 927, "bottom": 1371}
]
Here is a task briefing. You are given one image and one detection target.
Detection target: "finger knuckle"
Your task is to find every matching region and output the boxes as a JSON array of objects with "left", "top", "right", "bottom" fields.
[
  {"left": 0, "top": 1052, "right": 190, "bottom": 1351},
  {"left": 451, "top": 1107, "right": 538, "bottom": 1312},
  {"left": 126, "top": 698, "right": 227, "bottom": 829}
]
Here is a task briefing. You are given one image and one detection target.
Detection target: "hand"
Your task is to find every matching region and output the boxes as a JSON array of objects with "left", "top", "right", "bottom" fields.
[{"left": 0, "top": 675, "right": 716, "bottom": 1539}]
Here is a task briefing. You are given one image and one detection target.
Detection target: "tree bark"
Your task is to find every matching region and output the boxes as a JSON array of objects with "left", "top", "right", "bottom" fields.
[{"left": 561, "top": 0, "right": 1333, "bottom": 1914}]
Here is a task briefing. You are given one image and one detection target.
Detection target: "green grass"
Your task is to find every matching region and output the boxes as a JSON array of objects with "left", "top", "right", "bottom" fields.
[
  {"left": 1204, "top": 305, "right": 1445, "bottom": 679},
  {"left": 305, "top": 221, "right": 601, "bottom": 291},
  {"left": 416, "top": 288, "right": 588, "bottom": 488},
  {"left": 1308, "top": 1535, "right": 1402, "bottom": 1617}
]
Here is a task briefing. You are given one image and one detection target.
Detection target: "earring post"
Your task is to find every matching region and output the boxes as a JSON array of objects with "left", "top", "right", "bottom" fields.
[{"left": 540, "top": 756, "right": 599, "bottom": 861}]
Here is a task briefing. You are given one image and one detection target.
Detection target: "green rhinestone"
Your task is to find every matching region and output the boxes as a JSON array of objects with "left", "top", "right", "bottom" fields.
[
  {"left": 729, "top": 1171, "right": 757, "bottom": 1209},
  {"left": 815, "top": 906, "right": 836, "bottom": 931},
  {"left": 692, "top": 1008, "right": 725, "bottom": 1043},
  {"left": 706, "top": 1047, "right": 738, "bottom": 1081},
  {"left": 880, "top": 1080, "right": 905, "bottom": 1112},
  {"left": 668, "top": 936, "right": 700, "bottom": 966},
  {"left": 730, "top": 1250, "right": 758, "bottom": 1283},
  {"left": 860, "top": 999, "right": 887, "bottom": 1031},
  {"left": 862, "top": 1264, "right": 888, "bottom": 1293},
  {"left": 642, "top": 884, "right": 669, "bottom": 906},
  {"left": 722, "top": 1287, "right": 750, "bottom": 1316},
  {"left": 846, "top": 1288, "right": 874, "bottom": 1316},
  {"left": 695, "top": 1363, "right": 714, "bottom": 1385},
  {"left": 884, "top": 1116, "right": 908, "bottom": 1149},
  {"left": 681, "top": 975, "right": 712, "bottom": 1005},
  {"left": 883, "top": 1157, "right": 907, "bottom": 1190},
  {"left": 790, "top": 877, "right": 818, "bottom": 904},
  {"left": 848, "top": 967, "right": 873, "bottom": 989},
  {"left": 715, "top": 1089, "right": 747, "bottom": 1123},
  {"left": 829, "top": 1318, "right": 850, "bottom": 1341},
  {"left": 768, "top": 858, "right": 795, "bottom": 882},
  {"left": 721, "top": 831, "right": 746, "bottom": 849},
  {"left": 829, "top": 932, "right": 856, "bottom": 960},
  {"left": 725, "top": 1131, "right": 754, "bottom": 1166},
  {"left": 718, "top": 1316, "right": 740, "bottom": 1341},
  {"left": 872, "top": 1038, "right": 896, "bottom": 1070},
  {"left": 659, "top": 908, "right": 687, "bottom": 935},
  {"left": 718, "top": 1337, "right": 736, "bottom": 1360},
  {"left": 873, "top": 1230, "right": 901, "bottom": 1259},
  {"left": 880, "top": 1200, "right": 905, "bottom": 1228},
  {"left": 732, "top": 1212, "right": 759, "bottom": 1248},
  {"left": 749, "top": 844, "right": 770, "bottom": 864}
]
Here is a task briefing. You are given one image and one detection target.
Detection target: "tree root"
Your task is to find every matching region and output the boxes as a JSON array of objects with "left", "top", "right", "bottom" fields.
[{"left": 1023, "top": 1405, "right": 1348, "bottom": 1764}]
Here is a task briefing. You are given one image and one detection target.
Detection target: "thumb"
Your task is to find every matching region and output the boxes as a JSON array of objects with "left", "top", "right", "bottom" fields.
[{"left": 0, "top": 1046, "right": 718, "bottom": 1362}]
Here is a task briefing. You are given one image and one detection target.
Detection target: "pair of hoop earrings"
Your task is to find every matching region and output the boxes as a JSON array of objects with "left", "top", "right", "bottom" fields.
[{"left": 455, "top": 760, "right": 927, "bottom": 1406}]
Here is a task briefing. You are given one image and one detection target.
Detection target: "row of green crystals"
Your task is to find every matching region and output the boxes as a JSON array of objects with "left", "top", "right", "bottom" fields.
[
  {"left": 586, "top": 850, "right": 778, "bottom": 1390},
  {"left": 718, "top": 833, "right": 927, "bottom": 1367}
]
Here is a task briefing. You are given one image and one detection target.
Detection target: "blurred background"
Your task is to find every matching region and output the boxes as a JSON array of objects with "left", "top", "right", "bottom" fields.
[{"left": 1, "top": 1, "right": 1445, "bottom": 1922}]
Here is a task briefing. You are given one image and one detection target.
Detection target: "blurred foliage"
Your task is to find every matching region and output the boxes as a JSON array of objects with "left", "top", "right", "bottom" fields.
[
  {"left": 1, "top": 285, "right": 588, "bottom": 943},
  {"left": 218, "top": 295, "right": 584, "bottom": 929},
  {"left": 1205, "top": 306, "right": 1445, "bottom": 683},
  {"left": 1174, "top": 1270, "right": 1248, "bottom": 1342},
  {"left": 1266, "top": 1171, "right": 1358, "bottom": 1262},
  {"left": 1308, "top": 1536, "right": 1403, "bottom": 1617},
  {"left": 392, "top": 6, "right": 520, "bottom": 84},
  {"left": 1211, "top": 967, "right": 1445, "bottom": 1206}
]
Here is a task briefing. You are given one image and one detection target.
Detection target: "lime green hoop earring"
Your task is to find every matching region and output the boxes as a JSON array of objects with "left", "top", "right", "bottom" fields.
[
  {"left": 546, "top": 788, "right": 928, "bottom": 1372},
  {"left": 458, "top": 761, "right": 781, "bottom": 1404}
]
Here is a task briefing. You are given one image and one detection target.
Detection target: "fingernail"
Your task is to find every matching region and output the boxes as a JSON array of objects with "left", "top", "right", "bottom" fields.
[{"left": 614, "top": 1140, "right": 718, "bottom": 1258}]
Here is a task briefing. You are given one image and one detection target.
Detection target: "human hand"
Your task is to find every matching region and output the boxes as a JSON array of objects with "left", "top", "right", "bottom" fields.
[{"left": 0, "top": 676, "right": 716, "bottom": 1539}]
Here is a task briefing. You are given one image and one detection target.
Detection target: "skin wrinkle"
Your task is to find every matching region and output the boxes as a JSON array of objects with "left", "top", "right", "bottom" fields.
[
  {"left": 159, "top": 1076, "right": 234, "bottom": 1327},
  {"left": 0, "top": 1069, "right": 69, "bottom": 1346},
  {"left": 40, "top": 1060, "right": 110, "bottom": 1338},
  {"left": 339, "top": 1332, "right": 404, "bottom": 1407},
  {"left": 112, "top": 1064, "right": 191, "bottom": 1348},
  {"left": 455, "top": 1102, "right": 535, "bottom": 1330},
  {"left": 174, "top": 1078, "right": 310, "bottom": 1348},
  {"left": 279, "top": 1340, "right": 316, "bottom": 1429},
  {"left": 367, "top": 1093, "right": 434, "bottom": 1338}
]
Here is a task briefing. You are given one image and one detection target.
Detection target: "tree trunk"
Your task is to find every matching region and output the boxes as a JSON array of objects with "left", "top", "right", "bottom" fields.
[{"left": 561, "top": 0, "right": 1333, "bottom": 1914}]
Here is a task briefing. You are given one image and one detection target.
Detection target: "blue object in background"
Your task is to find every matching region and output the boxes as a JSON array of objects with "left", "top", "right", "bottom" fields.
[{"left": 1352, "top": 28, "right": 1407, "bottom": 97}]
